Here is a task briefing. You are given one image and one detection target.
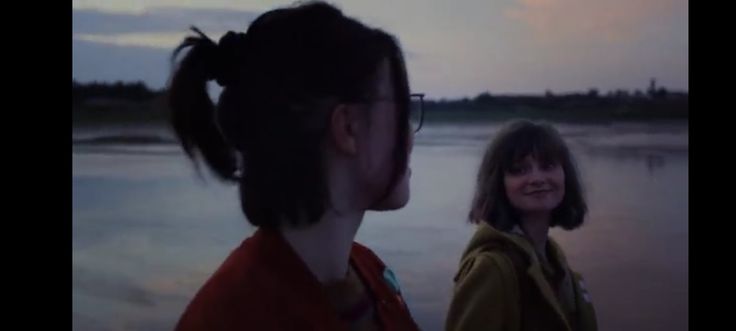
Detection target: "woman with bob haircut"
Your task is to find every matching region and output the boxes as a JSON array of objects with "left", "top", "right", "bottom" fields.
[{"left": 446, "top": 120, "right": 597, "bottom": 331}]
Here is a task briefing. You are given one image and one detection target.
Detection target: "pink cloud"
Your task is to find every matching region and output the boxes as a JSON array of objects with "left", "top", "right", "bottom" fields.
[{"left": 506, "top": 0, "right": 686, "bottom": 45}]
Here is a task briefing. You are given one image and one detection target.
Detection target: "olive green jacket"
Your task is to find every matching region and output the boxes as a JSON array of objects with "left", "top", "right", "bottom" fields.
[{"left": 446, "top": 222, "right": 597, "bottom": 331}]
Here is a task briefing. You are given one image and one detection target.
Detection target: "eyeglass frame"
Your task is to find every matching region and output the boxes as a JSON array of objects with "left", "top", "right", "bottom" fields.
[
  {"left": 352, "top": 92, "right": 425, "bottom": 133},
  {"left": 409, "top": 93, "right": 425, "bottom": 133}
]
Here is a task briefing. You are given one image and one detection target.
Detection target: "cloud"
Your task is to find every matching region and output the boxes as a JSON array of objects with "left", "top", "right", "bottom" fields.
[
  {"left": 505, "top": 0, "right": 686, "bottom": 45},
  {"left": 75, "top": 32, "right": 198, "bottom": 49},
  {"left": 71, "top": 5, "right": 421, "bottom": 88},
  {"left": 73, "top": 7, "right": 259, "bottom": 49},
  {"left": 73, "top": 39, "right": 171, "bottom": 88},
  {"left": 73, "top": 7, "right": 260, "bottom": 35}
]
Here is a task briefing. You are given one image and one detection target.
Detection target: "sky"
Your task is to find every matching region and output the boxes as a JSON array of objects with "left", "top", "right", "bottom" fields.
[{"left": 72, "top": 0, "right": 688, "bottom": 98}]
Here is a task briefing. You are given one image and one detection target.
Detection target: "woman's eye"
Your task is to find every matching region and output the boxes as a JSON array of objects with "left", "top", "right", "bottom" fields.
[
  {"left": 542, "top": 162, "right": 557, "bottom": 170},
  {"left": 508, "top": 165, "right": 528, "bottom": 175}
]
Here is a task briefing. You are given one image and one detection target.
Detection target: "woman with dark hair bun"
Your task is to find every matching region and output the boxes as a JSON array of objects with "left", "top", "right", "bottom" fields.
[{"left": 168, "top": 2, "right": 421, "bottom": 330}]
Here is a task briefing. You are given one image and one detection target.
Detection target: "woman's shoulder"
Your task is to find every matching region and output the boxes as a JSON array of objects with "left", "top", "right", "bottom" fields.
[
  {"left": 174, "top": 245, "right": 280, "bottom": 330},
  {"left": 446, "top": 249, "right": 521, "bottom": 331},
  {"left": 351, "top": 242, "right": 384, "bottom": 265},
  {"left": 454, "top": 249, "right": 517, "bottom": 286},
  {"left": 350, "top": 242, "right": 396, "bottom": 292}
]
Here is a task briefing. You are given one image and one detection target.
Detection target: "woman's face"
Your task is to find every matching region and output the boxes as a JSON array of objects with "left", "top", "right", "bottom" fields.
[
  {"left": 503, "top": 154, "right": 565, "bottom": 218},
  {"left": 360, "top": 58, "right": 413, "bottom": 211}
]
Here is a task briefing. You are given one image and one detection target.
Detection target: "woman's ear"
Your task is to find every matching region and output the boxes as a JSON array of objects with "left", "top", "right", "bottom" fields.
[{"left": 329, "top": 104, "right": 361, "bottom": 155}]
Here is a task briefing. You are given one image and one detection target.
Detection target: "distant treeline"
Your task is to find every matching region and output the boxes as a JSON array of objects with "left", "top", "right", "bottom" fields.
[
  {"left": 426, "top": 87, "right": 687, "bottom": 112},
  {"left": 72, "top": 80, "right": 166, "bottom": 126},
  {"left": 423, "top": 86, "right": 687, "bottom": 121},
  {"left": 72, "top": 80, "right": 163, "bottom": 105},
  {"left": 72, "top": 80, "right": 688, "bottom": 125}
]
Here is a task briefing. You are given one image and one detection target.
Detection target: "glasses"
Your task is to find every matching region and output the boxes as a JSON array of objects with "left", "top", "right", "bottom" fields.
[
  {"left": 410, "top": 93, "right": 425, "bottom": 133},
  {"left": 361, "top": 92, "right": 425, "bottom": 133}
]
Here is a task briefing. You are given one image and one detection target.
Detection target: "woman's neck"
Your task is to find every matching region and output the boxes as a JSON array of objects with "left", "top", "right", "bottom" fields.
[
  {"left": 519, "top": 213, "right": 551, "bottom": 261},
  {"left": 280, "top": 209, "right": 364, "bottom": 283}
]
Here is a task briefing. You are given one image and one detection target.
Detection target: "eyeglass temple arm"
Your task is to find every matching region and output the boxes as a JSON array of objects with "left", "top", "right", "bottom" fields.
[{"left": 410, "top": 93, "right": 425, "bottom": 132}]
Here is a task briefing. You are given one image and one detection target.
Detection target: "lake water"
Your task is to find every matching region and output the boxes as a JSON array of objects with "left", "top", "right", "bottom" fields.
[{"left": 73, "top": 121, "right": 688, "bottom": 331}]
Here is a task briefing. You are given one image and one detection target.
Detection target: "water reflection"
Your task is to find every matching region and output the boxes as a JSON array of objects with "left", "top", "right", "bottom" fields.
[
  {"left": 646, "top": 154, "right": 666, "bottom": 174},
  {"left": 73, "top": 122, "right": 688, "bottom": 331}
]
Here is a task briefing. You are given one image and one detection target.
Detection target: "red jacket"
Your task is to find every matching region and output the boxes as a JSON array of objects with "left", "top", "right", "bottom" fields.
[{"left": 175, "top": 228, "right": 421, "bottom": 331}]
